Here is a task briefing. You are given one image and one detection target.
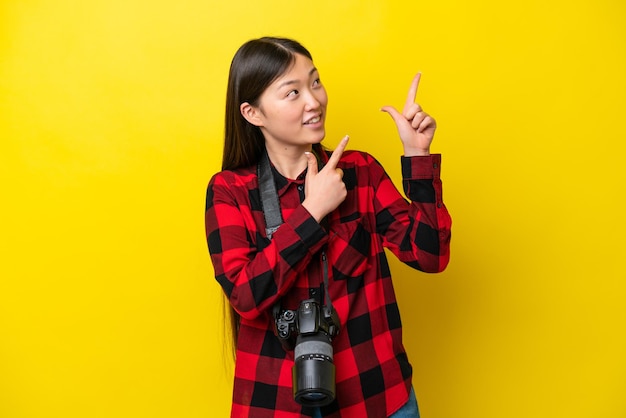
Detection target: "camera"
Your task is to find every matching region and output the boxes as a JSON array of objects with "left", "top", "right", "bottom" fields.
[{"left": 274, "top": 298, "right": 340, "bottom": 407}]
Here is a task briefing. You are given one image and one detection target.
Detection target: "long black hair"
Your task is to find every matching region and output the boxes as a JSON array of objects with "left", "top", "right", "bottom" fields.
[
  {"left": 220, "top": 37, "right": 321, "bottom": 355},
  {"left": 222, "top": 36, "right": 313, "bottom": 170}
]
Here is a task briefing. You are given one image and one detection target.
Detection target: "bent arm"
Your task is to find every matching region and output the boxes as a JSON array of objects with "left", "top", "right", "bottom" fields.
[
  {"left": 373, "top": 154, "right": 451, "bottom": 272},
  {"left": 205, "top": 174, "right": 327, "bottom": 320}
]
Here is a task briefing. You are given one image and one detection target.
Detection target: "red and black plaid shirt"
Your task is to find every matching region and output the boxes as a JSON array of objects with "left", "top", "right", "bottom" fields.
[{"left": 205, "top": 149, "right": 451, "bottom": 417}]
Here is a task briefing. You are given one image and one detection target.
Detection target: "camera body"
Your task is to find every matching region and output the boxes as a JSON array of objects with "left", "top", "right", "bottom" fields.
[{"left": 274, "top": 298, "right": 340, "bottom": 407}]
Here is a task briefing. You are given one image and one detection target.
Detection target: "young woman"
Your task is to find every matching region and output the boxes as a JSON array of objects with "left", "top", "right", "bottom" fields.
[{"left": 205, "top": 37, "right": 452, "bottom": 418}]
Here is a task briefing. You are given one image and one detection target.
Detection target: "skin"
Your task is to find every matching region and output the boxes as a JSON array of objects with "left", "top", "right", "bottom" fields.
[
  {"left": 381, "top": 72, "right": 437, "bottom": 157},
  {"left": 239, "top": 54, "right": 328, "bottom": 179},
  {"left": 240, "top": 54, "right": 437, "bottom": 223}
]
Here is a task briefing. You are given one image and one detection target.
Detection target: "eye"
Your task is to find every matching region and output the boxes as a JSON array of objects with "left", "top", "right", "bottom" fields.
[
  {"left": 312, "top": 78, "right": 321, "bottom": 87},
  {"left": 287, "top": 89, "right": 299, "bottom": 97}
]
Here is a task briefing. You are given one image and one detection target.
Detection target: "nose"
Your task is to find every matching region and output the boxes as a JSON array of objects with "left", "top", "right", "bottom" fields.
[{"left": 303, "top": 89, "right": 322, "bottom": 110}]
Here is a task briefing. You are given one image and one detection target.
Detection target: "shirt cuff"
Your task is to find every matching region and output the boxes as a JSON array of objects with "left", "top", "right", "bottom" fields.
[
  {"left": 284, "top": 205, "right": 328, "bottom": 254},
  {"left": 401, "top": 154, "right": 442, "bottom": 180}
]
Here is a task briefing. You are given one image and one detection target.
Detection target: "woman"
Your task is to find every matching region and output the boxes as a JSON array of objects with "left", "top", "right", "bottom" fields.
[{"left": 205, "top": 36, "right": 451, "bottom": 418}]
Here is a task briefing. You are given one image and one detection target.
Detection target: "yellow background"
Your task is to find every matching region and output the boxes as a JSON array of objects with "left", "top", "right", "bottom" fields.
[{"left": 1, "top": 1, "right": 625, "bottom": 417}]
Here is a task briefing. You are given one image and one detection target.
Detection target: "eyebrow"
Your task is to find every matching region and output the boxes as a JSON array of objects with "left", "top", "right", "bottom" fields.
[{"left": 276, "top": 67, "right": 318, "bottom": 89}]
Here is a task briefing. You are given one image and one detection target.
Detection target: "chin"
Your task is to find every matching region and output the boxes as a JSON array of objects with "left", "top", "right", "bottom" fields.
[{"left": 309, "top": 130, "right": 326, "bottom": 143}]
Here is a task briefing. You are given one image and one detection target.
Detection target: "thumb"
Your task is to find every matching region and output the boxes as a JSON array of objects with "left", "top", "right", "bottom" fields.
[
  {"left": 304, "top": 151, "right": 318, "bottom": 179},
  {"left": 380, "top": 105, "right": 405, "bottom": 127}
]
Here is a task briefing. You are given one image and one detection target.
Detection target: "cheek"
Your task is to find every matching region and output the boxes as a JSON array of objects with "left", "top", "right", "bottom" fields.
[
  {"left": 265, "top": 105, "right": 296, "bottom": 124},
  {"left": 268, "top": 109, "right": 301, "bottom": 131},
  {"left": 319, "top": 89, "right": 329, "bottom": 107}
]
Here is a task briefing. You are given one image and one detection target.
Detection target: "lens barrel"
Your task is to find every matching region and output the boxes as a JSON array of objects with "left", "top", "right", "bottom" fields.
[{"left": 293, "top": 333, "right": 336, "bottom": 406}]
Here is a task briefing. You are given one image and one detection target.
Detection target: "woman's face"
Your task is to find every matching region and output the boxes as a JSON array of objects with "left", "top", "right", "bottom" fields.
[{"left": 243, "top": 53, "right": 328, "bottom": 151}]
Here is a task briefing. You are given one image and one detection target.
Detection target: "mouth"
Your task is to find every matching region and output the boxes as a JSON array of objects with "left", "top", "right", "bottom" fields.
[{"left": 303, "top": 114, "right": 322, "bottom": 125}]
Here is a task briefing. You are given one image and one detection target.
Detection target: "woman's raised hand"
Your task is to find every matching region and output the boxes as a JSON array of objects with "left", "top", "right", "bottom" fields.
[
  {"left": 302, "top": 136, "right": 349, "bottom": 222},
  {"left": 381, "top": 73, "right": 436, "bottom": 156}
]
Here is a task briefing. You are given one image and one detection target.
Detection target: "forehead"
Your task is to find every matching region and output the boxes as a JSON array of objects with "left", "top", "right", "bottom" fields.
[{"left": 271, "top": 53, "right": 317, "bottom": 86}]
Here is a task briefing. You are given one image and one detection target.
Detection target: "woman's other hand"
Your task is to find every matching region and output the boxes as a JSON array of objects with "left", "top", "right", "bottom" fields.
[{"left": 381, "top": 73, "right": 436, "bottom": 156}]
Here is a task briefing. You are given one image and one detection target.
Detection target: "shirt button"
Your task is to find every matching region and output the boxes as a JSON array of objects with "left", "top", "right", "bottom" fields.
[
  {"left": 297, "top": 185, "right": 304, "bottom": 191},
  {"left": 433, "top": 163, "right": 438, "bottom": 169}
]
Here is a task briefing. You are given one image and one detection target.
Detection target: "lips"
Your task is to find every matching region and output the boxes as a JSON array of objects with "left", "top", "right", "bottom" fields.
[{"left": 303, "top": 114, "right": 322, "bottom": 125}]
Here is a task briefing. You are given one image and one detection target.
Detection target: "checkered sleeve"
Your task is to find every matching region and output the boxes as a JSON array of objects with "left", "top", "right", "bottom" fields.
[
  {"left": 372, "top": 153, "right": 452, "bottom": 272},
  {"left": 205, "top": 170, "right": 328, "bottom": 320}
]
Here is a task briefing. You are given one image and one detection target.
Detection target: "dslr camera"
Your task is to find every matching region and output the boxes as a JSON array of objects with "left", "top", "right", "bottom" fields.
[{"left": 274, "top": 298, "right": 341, "bottom": 407}]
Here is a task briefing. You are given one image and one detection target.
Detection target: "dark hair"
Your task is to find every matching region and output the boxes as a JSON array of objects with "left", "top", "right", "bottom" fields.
[
  {"left": 221, "top": 37, "right": 317, "bottom": 356},
  {"left": 222, "top": 36, "right": 313, "bottom": 171}
]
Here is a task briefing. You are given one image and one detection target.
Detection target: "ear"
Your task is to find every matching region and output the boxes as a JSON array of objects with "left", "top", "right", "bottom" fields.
[{"left": 240, "top": 102, "right": 264, "bottom": 127}]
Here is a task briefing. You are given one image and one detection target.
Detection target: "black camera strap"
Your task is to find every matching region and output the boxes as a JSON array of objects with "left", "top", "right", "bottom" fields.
[
  {"left": 257, "top": 148, "right": 334, "bottom": 314},
  {"left": 258, "top": 149, "right": 283, "bottom": 239}
]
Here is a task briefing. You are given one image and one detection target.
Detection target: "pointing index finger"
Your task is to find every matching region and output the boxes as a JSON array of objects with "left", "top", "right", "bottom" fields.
[
  {"left": 404, "top": 72, "right": 422, "bottom": 109},
  {"left": 326, "top": 135, "right": 349, "bottom": 169}
]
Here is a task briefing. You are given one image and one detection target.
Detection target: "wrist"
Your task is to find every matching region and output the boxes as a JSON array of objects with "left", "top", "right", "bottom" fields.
[
  {"left": 302, "top": 201, "right": 324, "bottom": 223},
  {"left": 403, "top": 147, "right": 431, "bottom": 157}
]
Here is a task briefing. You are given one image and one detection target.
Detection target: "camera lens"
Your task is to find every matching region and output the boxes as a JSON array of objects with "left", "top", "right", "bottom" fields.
[
  {"left": 293, "top": 333, "right": 335, "bottom": 406},
  {"left": 301, "top": 392, "right": 326, "bottom": 402}
]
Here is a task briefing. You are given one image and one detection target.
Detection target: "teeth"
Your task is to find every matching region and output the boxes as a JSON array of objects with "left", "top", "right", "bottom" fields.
[{"left": 306, "top": 116, "right": 320, "bottom": 124}]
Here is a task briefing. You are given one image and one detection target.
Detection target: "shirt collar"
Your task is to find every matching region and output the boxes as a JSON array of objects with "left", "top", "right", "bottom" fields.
[
  {"left": 269, "top": 161, "right": 306, "bottom": 196},
  {"left": 267, "top": 144, "right": 327, "bottom": 196}
]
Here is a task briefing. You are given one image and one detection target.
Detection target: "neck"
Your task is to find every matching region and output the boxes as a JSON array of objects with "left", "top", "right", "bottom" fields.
[{"left": 265, "top": 143, "right": 312, "bottom": 179}]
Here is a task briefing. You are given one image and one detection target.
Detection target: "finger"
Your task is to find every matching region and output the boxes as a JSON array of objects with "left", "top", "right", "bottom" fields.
[
  {"left": 304, "top": 151, "right": 318, "bottom": 178},
  {"left": 335, "top": 168, "right": 343, "bottom": 178},
  {"left": 326, "top": 135, "right": 349, "bottom": 169},
  {"left": 381, "top": 105, "right": 408, "bottom": 129},
  {"left": 417, "top": 116, "right": 436, "bottom": 133},
  {"left": 411, "top": 112, "right": 427, "bottom": 129},
  {"left": 404, "top": 72, "right": 422, "bottom": 110},
  {"left": 403, "top": 102, "right": 422, "bottom": 120}
]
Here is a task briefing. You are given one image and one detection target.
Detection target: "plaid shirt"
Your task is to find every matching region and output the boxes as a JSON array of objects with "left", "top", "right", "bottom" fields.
[{"left": 205, "top": 149, "right": 451, "bottom": 417}]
